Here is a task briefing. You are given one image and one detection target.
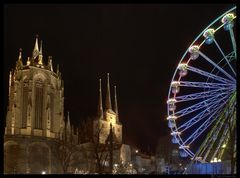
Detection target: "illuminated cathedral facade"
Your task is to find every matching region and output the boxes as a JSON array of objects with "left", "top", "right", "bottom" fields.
[
  {"left": 4, "top": 36, "right": 69, "bottom": 174},
  {"left": 4, "top": 36, "right": 127, "bottom": 174}
]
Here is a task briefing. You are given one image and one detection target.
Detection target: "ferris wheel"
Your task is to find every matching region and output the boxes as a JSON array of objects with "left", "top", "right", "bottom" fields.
[{"left": 166, "top": 6, "right": 236, "bottom": 163}]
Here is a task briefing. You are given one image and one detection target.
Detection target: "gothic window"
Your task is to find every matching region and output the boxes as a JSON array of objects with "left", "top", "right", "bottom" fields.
[
  {"left": 50, "top": 93, "right": 54, "bottom": 131},
  {"left": 22, "top": 80, "right": 28, "bottom": 128},
  {"left": 34, "top": 79, "right": 44, "bottom": 129}
]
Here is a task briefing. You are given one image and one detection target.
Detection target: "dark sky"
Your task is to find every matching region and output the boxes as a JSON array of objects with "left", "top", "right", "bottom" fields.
[{"left": 3, "top": 4, "right": 235, "bottom": 153}]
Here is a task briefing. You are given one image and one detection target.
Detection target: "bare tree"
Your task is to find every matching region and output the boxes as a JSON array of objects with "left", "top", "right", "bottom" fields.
[
  {"left": 78, "top": 117, "right": 110, "bottom": 174},
  {"left": 53, "top": 126, "right": 80, "bottom": 173}
]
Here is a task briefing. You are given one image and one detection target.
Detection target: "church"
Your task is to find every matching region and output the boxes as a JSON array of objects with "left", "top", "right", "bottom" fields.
[{"left": 4, "top": 36, "right": 132, "bottom": 174}]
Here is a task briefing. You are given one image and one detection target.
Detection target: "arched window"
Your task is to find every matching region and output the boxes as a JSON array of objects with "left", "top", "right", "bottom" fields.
[
  {"left": 50, "top": 93, "right": 54, "bottom": 132},
  {"left": 22, "top": 80, "right": 28, "bottom": 128},
  {"left": 34, "top": 79, "right": 44, "bottom": 129}
]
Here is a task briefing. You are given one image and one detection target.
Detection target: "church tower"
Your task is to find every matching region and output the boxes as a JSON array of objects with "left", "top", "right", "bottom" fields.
[
  {"left": 4, "top": 35, "right": 65, "bottom": 174},
  {"left": 93, "top": 73, "right": 122, "bottom": 144}
]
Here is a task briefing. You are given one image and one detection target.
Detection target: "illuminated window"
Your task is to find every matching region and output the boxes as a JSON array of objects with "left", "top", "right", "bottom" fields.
[
  {"left": 50, "top": 93, "right": 54, "bottom": 131},
  {"left": 22, "top": 80, "right": 28, "bottom": 128},
  {"left": 34, "top": 79, "right": 43, "bottom": 129}
]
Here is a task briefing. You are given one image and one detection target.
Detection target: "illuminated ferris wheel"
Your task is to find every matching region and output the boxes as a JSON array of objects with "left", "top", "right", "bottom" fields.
[{"left": 166, "top": 6, "right": 236, "bottom": 163}]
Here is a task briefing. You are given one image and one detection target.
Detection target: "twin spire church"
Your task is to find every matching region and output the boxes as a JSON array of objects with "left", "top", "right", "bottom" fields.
[{"left": 94, "top": 74, "right": 122, "bottom": 144}]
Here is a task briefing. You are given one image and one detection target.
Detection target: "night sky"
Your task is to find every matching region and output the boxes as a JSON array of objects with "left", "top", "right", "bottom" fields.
[{"left": 3, "top": 4, "right": 235, "bottom": 153}]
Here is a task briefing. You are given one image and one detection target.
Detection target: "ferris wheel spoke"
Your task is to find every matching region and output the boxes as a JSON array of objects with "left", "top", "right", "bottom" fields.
[
  {"left": 213, "top": 39, "right": 236, "bottom": 76},
  {"left": 197, "top": 130, "right": 218, "bottom": 162},
  {"left": 175, "top": 88, "right": 232, "bottom": 103},
  {"left": 193, "top": 99, "right": 234, "bottom": 162},
  {"left": 202, "top": 113, "right": 228, "bottom": 161},
  {"left": 182, "top": 112, "right": 220, "bottom": 146},
  {"left": 179, "top": 81, "right": 234, "bottom": 89},
  {"left": 218, "top": 112, "right": 236, "bottom": 159},
  {"left": 187, "top": 65, "right": 234, "bottom": 84},
  {"left": 175, "top": 92, "right": 229, "bottom": 118},
  {"left": 218, "top": 132, "right": 230, "bottom": 160},
  {"left": 229, "top": 28, "right": 236, "bottom": 58},
  {"left": 178, "top": 94, "right": 229, "bottom": 132},
  {"left": 211, "top": 124, "right": 230, "bottom": 161},
  {"left": 182, "top": 95, "right": 230, "bottom": 146},
  {"left": 198, "top": 51, "right": 235, "bottom": 82}
]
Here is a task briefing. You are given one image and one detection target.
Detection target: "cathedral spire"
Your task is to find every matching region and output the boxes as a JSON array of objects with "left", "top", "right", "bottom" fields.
[
  {"left": 8, "top": 71, "right": 12, "bottom": 96},
  {"left": 97, "top": 79, "right": 103, "bottom": 120},
  {"left": 38, "top": 40, "right": 43, "bottom": 65},
  {"left": 16, "top": 48, "right": 23, "bottom": 70},
  {"left": 67, "top": 111, "right": 71, "bottom": 133},
  {"left": 48, "top": 56, "right": 53, "bottom": 71},
  {"left": 105, "top": 73, "right": 112, "bottom": 110},
  {"left": 39, "top": 40, "right": 42, "bottom": 54},
  {"left": 32, "top": 34, "right": 39, "bottom": 59},
  {"left": 57, "top": 64, "right": 60, "bottom": 76},
  {"left": 27, "top": 57, "right": 31, "bottom": 66},
  {"left": 18, "top": 48, "right": 22, "bottom": 61},
  {"left": 114, "top": 86, "right": 119, "bottom": 122}
]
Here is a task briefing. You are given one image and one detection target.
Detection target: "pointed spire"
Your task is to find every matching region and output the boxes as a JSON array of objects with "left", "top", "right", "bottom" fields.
[
  {"left": 27, "top": 57, "right": 31, "bottom": 66},
  {"left": 105, "top": 73, "right": 112, "bottom": 110},
  {"left": 9, "top": 71, "right": 12, "bottom": 86},
  {"left": 97, "top": 79, "right": 103, "bottom": 120},
  {"left": 18, "top": 48, "right": 22, "bottom": 60},
  {"left": 38, "top": 40, "right": 43, "bottom": 65},
  {"left": 16, "top": 48, "right": 23, "bottom": 70},
  {"left": 9, "top": 71, "right": 12, "bottom": 96},
  {"left": 67, "top": 111, "right": 71, "bottom": 132},
  {"left": 39, "top": 40, "right": 42, "bottom": 54},
  {"left": 48, "top": 56, "right": 53, "bottom": 71},
  {"left": 114, "top": 86, "right": 119, "bottom": 122},
  {"left": 32, "top": 34, "right": 39, "bottom": 59},
  {"left": 57, "top": 64, "right": 60, "bottom": 76}
]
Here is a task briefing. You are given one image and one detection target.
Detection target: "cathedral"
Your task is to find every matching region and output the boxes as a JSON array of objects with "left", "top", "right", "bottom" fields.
[
  {"left": 4, "top": 36, "right": 129, "bottom": 174},
  {"left": 4, "top": 36, "right": 68, "bottom": 173}
]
